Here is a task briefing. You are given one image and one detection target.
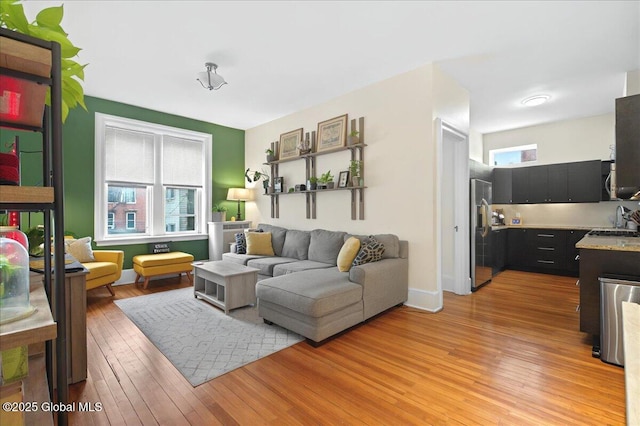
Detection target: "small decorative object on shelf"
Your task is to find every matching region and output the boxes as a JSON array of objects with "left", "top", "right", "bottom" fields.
[
  {"left": 308, "top": 176, "right": 318, "bottom": 191},
  {"left": 298, "top": 132, "right": 311, "bottom": 155},
  {"left": 265, "top": 148, "right": 276, "bottom": 163},
  {"left": 348, "top": 130, "right": 360, "bottom": 145},
  {"left": 274, "top": 176, "right": 284, "bottom": 193},
  {"left": 349, "top": 160, "right": 363, "bottom": 187},
  {"left": 295, "top": 184, "right": 306, "bottom": 192},
  {"left": 318, "top": 170, "right": 335, "bottom": 189},
  {"left": 338, "top": 171, "right": 349, "bottom": 188}
]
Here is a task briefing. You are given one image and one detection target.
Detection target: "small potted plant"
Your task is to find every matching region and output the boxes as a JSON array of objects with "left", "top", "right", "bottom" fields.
[
  {"left": 212, "top": 204, "right": 227, "bottom": 222},
  {"left": 245, "top": 168, "right": 271, "bottom": 194},
  {"left": 318, "top": 170, "right": 335, "bottom": 189},
  {"left": 308, "top": 176, "right": 318, "bottom": 190},
  {"left": 349, "top": 160, "right": 362, "bottom": 187},
  {"left": 348, "top": 130, "right": 360, "bottom": 145},
  {"left": 265, "top": 148, "right": 276, "bottom": 163}
]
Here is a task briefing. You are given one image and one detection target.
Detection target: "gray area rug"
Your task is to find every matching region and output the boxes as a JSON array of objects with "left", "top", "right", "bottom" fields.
[{"left": 114, "top": 287, "right": 303, "bottom": 386}]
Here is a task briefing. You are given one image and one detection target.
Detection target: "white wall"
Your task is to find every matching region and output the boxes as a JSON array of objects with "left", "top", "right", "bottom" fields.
[
  {"left": 245, "top": 64, "right": 469, "bottom": 312},
  {"left": 468, "top": 129, "right": 483, "bottom": 163},
  {"left": 483, "top": 113, "right": 614, "bottom": 166}
]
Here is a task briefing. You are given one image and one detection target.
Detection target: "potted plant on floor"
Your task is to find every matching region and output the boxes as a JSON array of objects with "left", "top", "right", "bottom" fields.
[{"left": 212, "top": 204, "right": 227, "bottom": 222}]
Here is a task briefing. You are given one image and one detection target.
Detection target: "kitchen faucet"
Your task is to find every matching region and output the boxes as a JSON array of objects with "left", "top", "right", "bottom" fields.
[{"left": 614, "top": 205, "right": 629, "bottom": 228}]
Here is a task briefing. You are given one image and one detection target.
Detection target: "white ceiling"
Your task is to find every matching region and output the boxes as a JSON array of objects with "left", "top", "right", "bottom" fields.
[{"left": 23, "top": 1, "right": 640, "bottom": 133}]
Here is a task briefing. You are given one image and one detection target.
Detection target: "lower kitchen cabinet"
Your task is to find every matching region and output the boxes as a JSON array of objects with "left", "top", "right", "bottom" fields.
[
  {"left": 492, "top": 229, "right": 507, "bottom": 275},
  {"left": 505, "top": 228, "right": 585, "bottom": 277},
  {"left": 578, "top": 248, "right": 640, "bottom": 336}
]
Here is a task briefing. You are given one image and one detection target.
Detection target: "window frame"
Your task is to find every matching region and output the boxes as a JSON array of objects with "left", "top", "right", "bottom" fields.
[
  {"left": 94, "top": 113, "right": 211, "bottom": 246},
  {"left": 126, "top": 211, "right": 136, "bottom": 230},
  {"left": 488, "top": 144, "right": 538, "bottom": 167}
]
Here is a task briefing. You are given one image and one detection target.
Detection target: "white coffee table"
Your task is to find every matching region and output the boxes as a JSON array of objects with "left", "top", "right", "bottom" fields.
[{"left": 192, "top": 261, "right": 259, "bottom": 314}]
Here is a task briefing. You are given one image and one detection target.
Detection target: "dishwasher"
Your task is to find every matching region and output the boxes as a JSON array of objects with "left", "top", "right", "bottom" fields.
[{"left": 599, "top": 276, "right": 640, "bottom": 366}]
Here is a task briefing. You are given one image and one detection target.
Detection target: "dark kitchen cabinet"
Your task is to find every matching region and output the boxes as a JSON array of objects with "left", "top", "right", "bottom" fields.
[
  {"left": 547, "top": 163, "right": 568, "bottom": 202},
  {"left": 507, "top": 228, "right": 527, "bottom": 267},
  {"left": 492, "top": 229, "right": 507, "bottom": 275},
  {"left": 511, "top": 168, "right": 530, "bottom": 203},
  {"left": 579, "top": 248, "right": 640, "bottom": 336},
  {"left": 566, "top": 229, "right": 588, "bottom": 274},
  {"left": 492, "top": 168, "right": 512, "bottom": 204},
  {"left": 567, "top": 160, "right": 601, "bottom": 202},
  {"left": 615, "top": 94, "right": 640, "bottom": 198},
  {"left": 528, "top": 166, "right": 550, "bottom": 203}
]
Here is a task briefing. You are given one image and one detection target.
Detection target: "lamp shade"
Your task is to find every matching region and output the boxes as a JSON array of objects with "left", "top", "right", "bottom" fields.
[{"left": 227, "top": 187, "right": 251, "bottom": 201}]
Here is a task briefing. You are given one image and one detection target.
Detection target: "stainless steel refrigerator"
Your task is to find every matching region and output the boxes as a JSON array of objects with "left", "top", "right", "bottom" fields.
[{"left": 471, "top": 179, "right": 492, "bottom": 291}]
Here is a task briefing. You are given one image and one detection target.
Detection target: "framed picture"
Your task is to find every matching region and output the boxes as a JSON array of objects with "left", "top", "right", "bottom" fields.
[
  {"left": 317, "top": 114, "right": 347, "bottom": 152},
  {"left": 274, "top": 176, "right": 284, "bottom": 193},
  {"left": 338, "top": 171, "right": 350, "bottom": 188},
  {"left": 278, "top": 128, "right": 303, "bottom": 160}
]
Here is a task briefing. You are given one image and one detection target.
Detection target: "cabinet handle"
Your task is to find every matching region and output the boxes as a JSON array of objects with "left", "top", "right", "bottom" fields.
[
  {"left": 537, "top": 260, "right": 555, "bottom": 264},
  {"left": 576, "top": 305, "right": 580, "bottom": 312},
  {"left": 575, "top": 254, "right": 580, "bottom": 261},
  {"left": 537, "top": 233, "right": 555, "bottom": 238},
  {"left": 537, "top": 247, "right": 555, "bottom": 251},
  {"left": 576, "top": 280, "right": 580, "bottom": 286}
]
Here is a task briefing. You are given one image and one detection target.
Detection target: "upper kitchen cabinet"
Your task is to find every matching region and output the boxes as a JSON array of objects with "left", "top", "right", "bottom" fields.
[
  {"left": 493, "top": 160, "right": 601, "bottom": 204},
  {"left": 615, "top": 94, "right": 640, "bottom": 199},
  {"left": 492, "top": 168, "right": 512, "bottom": 204}
]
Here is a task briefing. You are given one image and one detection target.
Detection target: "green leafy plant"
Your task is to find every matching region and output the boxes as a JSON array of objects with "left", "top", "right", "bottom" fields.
[
  {"left": 245, "top": 168, "right": 270, "bottom": 184},
  {"left": 0, "top": 0, "right": 87, "bottom": 122},
  {"left": 349, "top": 160, "right": 362, "bottom": 177},
  {"left": 308, "top": 176, "right": 318, "bottom": 184},
  {"left": 318, "top": 170, "right": 334, "bottom": 183},
  {"left": 265, "top": 148, "right": 274, "bottom": 156},
  {"left": 349, "top": 130, "right": 359, "bottom": 137},
  {"left": 212, "top": 204, "right": 227, "bottom": 212}
]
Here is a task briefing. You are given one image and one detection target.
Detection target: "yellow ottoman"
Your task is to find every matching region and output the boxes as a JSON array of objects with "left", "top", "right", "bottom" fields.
[{"left": 133, "top": 252, "right": 194, "bottom": 289}]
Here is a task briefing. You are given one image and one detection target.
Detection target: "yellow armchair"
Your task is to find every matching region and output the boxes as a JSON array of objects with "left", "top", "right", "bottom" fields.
[{"left": 82, "top": 250, "right": 124, "bottom": 295}]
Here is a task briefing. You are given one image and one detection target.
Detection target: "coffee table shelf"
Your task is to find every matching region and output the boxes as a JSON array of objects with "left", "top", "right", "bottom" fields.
[{"left": 193, "top": 261, "right": 259, "bottom": 314}]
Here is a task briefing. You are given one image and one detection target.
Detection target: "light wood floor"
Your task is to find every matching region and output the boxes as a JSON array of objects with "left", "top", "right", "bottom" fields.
[{"left": 70, "top": 270, "right": 625, "bottom": 425}]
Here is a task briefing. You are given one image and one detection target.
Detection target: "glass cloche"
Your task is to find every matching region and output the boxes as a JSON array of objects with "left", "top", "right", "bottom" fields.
[{"left": 0, "top": 229, "right": 34, "bottom": 324}]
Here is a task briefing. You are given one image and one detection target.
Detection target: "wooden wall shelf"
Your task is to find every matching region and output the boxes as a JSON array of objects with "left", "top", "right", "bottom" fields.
[{"left": 0, "top": 185, "right": 54, "bottom": 204}]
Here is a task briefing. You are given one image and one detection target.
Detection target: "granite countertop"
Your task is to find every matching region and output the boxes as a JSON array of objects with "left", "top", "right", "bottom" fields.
[
  {"left": 575, "top": 235, "right": 640, "bottom": 252},
  {"left": 491, "top": 224, "right": 595, "bottom": 231},
  {"left": 622, "top": 302, "right": 639, "bottom": 425}
]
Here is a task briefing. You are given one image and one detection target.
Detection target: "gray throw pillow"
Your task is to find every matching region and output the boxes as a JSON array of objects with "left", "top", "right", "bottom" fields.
[
  {"left": 352, "top": 236, "right": 385, "bottom": 266},
  {"left": 308, "top": 229, "right": 347, "bottom": 265},
  {"left": 257, "top": 223, "right": 287, "bottom": 256}
]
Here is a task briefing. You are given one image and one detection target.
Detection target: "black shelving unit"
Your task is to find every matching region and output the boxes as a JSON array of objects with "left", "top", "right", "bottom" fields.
[{"left": 0, "top": 27, "right": 69, "bottom": 425}]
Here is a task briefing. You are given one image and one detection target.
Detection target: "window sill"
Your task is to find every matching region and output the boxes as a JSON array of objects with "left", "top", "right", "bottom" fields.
[{"left": 95, "top": 233, "right": 208, "bottom": 247}]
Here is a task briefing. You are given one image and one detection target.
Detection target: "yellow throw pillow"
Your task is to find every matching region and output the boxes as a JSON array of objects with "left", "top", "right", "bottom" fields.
[
  {"left": 337, "top": 237, "right": 361, "bottom": 272},
  {"left": 246, "top": 232, "right": 275, "bottom": 256}
]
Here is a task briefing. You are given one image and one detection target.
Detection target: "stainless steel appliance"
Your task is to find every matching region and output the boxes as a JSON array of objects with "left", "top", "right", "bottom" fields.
[
  {"left": 599, "top": 276, "right": 640, "bottom": 366},
  {"left": 471, "top": 179, "right": 492, "bottom": 291}
]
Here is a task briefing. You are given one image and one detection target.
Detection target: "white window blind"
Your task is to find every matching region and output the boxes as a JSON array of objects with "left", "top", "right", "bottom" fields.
[
  {"left": 162, "top": 136, "right": 203, "bottom": 187},
  {"left": 105, "top": 127, "right": 155, "bottom": 184}
]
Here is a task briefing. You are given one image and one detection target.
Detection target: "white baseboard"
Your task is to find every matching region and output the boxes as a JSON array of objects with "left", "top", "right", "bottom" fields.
[
  {"left": 113, "top": 267, "right": 194, "bottom": 286},
  {"left": 406, "top": 287, "right": 442, "bottom": 312}
]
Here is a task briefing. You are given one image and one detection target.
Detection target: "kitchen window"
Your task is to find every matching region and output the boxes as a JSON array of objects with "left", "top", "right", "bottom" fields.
[
  {"left": 94, "top": 113, "right": 212, "bottom": 245},
  {"left": 489, "top": 144, "right": 537, "bottom": 166}
]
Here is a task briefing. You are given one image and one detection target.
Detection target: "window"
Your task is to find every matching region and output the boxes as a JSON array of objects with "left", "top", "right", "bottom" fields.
[
  {"left": 126, "top": 212, "right": 136, "bottom": 230},
  {"left": 489, "top": 144, "right": 537, "bottom": 166},
  {"left": 94, "top": 113, "right": 212, "bottom": 245}
]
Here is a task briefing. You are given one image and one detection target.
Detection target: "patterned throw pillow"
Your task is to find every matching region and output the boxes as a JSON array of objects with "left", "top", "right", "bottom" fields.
[
  {"left": 352, "top": 236, "right": 385, "bottom": 266},
  {"left": 235, "top": 232, "right": 246, "bottom": 254}
]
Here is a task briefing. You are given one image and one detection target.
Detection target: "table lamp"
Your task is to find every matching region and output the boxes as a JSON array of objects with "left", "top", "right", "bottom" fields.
[{"left": 226, "top": 188, "right": 251, "bottom": 221}]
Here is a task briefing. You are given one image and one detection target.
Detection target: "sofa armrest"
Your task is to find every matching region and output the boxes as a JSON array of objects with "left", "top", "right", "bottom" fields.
[
  {"left": 349, "top": 257, "right": 408, "bottom": 319},
  {"left": 92, "top": 250, "right": 124, "bottom": 268}
]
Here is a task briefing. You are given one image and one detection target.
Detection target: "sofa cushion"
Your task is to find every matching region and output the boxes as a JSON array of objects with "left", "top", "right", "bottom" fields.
[
  {"left": 337, "top": 237, "right": 361, "bottom": 272},
  {"left": 308, "top": 229, "right": 347, "bottom": 265},
  {"left": 246, "top": 232, "right": 275, "bottom": 256},
  {"left": 257, "top": 223, "right": 288, "bottom": 256},
  {"left": 346, "top": 233, "right": 400, "bottom": 259},
  {"left": 272, "top": 260, "right": 334, "bottom": 277},
  {"left": 84, "top": 261, "right": 119, "bottom": 280},
  {"left": 282, "top": 230, "right": 311, "bottom": 260},
  {"left": 257, "top": 268, "right": 362, "bottom": 318},
  {"left": 222, "top": 252, "right": 265, "bottom": 266},
  {"left": 247, "top": 256, "right": 297, "bottom": 276},
  {"left": 352, "top": 236, "right": 385, "bottom": 266}
]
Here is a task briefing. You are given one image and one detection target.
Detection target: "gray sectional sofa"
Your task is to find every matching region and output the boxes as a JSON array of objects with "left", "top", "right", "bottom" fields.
[{"left": 222, "top": 224, "right": 409, "bottom": 344}]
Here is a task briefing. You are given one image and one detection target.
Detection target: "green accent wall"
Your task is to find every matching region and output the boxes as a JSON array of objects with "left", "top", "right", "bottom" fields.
[{"left": 0, "top": 96, "right": 245, "bottom": 268}]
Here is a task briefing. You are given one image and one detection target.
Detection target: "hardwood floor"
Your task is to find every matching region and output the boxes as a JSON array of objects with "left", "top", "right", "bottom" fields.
[{"left": 69, "top": 270, "right": 625, "bottom": 425}]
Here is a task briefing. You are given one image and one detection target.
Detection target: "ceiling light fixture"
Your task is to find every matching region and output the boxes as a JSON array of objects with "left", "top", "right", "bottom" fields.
[
  {"left": 197, "top": 62, "right": 227, "bottom": 90},
  {"left": 521, "top": 94, "right": 550, "bottom": 107}
]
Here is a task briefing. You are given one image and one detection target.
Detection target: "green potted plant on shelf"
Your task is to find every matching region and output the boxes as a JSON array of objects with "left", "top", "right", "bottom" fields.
[
  {"left": 265, "top": 148, "right": 276, "bottom": 163},
  {"left": 245, "top": 168, "right": 271, "bottom": 194},
  {"left": 0, "top": 0, "right": 88, "bottom": 122},
  {"left": 348, "top": 130, "right": 360, "bottom": 145},
  {"left": 349, "top": 160, "right": 363, "bottom": 187},
  {"left": 318, "top": 170, "right": 334, "bottom": 189},
  {"left": 211, "top": 204, "right": 227, "bottom": 222},
  {"left": 308, "top": 176, "right": 318, "bottom": 191}
]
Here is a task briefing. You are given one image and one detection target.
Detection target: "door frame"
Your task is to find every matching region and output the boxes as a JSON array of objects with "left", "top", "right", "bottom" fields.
[{"left": 435, "top": 118, "right": 471, "bottom": 303}]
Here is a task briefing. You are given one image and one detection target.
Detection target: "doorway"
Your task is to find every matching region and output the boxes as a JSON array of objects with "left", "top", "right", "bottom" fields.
[{"left": 436, "top": 119, "right": 470, "bottom": 301}]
